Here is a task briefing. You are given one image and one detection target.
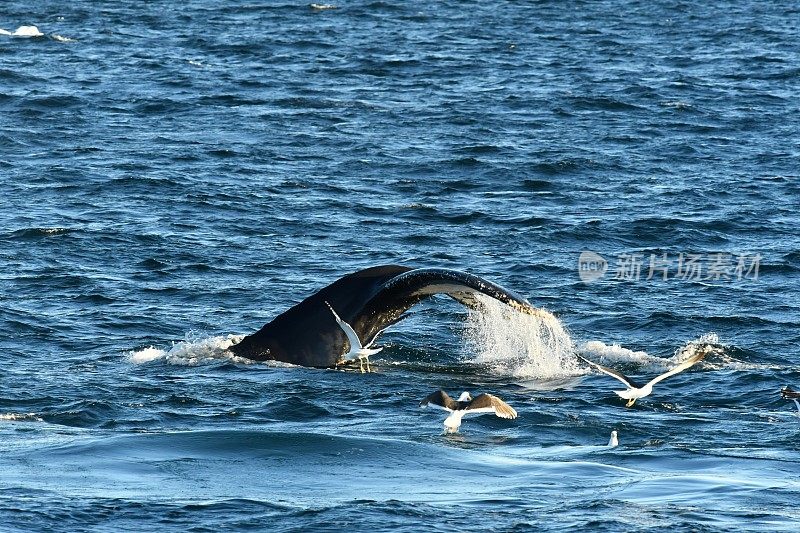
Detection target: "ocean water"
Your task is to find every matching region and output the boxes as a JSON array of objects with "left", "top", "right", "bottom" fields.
[{"left": 2, "top": 1, "right": 799, "bottom": 531}]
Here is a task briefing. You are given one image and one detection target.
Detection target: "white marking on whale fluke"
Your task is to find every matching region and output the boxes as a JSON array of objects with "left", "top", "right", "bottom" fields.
[{"left": 325, "top": 301, "right": 382, "bottom": 373}]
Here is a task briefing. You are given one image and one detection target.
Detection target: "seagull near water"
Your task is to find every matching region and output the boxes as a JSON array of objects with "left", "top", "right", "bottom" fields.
[
  {"left": 324, "top": 301, "right": 382, "bottom": 373},
  {"left": 419, "top": 390, "right": 517, "bottom": 432},
  {"left": 781, "top": 386, "right": 800, "bottom": 415},
  {"left": 578, "top": 348, "right": 708, "bottom": 407}
]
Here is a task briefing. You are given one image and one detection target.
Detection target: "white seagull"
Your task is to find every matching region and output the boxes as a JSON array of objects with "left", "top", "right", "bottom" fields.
[
  {"left": 419, "top": 390, "right": 517, "bottom": 432},
  {"left": 578, "top": 349, "right": 707, "bottom": 407},
  {"left": 325, "top": 301, "right": 382, "bottom": 373},
  {"left": 607, "top": 430, "right": 618, "bottom": 448},
  {"left": 781, "top": 386, "right": 800, "bottom": 415}
]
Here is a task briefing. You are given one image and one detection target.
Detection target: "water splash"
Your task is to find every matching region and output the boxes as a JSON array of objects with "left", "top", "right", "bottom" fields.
[
  {"left": 462, "top": 297, "right": 727, "bottom": 379},
  {"left": 675, "top": 332, "right": 723, "bottom": 364},
  {"left": 462, "top": 297, "right": 579, "bottom": 379},
  {"left": 128, "top": 333, "right": 247, "bottom": 365},
  {"left": 579, "top": 333, "right": 725, "bottom": 371},
  {"left": 0, "top": 412, "right": 44, "bottom": 422},
  {"left": 0, "top": 25, "right": 44, "bottom": 38},
  {"left": 580, "top": 340, "right": 651, "bottom": 364}
]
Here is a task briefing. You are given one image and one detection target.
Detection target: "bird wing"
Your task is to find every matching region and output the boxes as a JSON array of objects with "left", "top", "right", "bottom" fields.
[
  {"left": 644, "top": 350, "right": 706, "bottom": 388},
  {"left": 577, "top": 355, "right": 638, "bottom": 389},
  {"left": 419, "top": 390, "right": 458, "bottom": 411},
  {"left": 464, "top": 394, "right": 517, "bottom": 419},
  {"left": 324, "top": 301, "right": 362, "bottom": 351}
]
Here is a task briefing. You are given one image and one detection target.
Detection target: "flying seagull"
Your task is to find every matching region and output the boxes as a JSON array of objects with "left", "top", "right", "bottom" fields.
[
  {"left": 577, "top": 349, "right": 707, "bottom": 407},
  {"left": 781, "top": 386, "right": 800, "bottom": 415},
  {"left": 325, "top": 301, "right": 382, "bottom": 373},
  {"left": 419, "top": 390, "right": 517, "bottom": 432}
]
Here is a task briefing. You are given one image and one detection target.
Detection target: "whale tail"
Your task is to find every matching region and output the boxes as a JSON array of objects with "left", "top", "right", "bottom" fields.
[{"left": 229, "top": 265, "right": 543, "bottom": 368}]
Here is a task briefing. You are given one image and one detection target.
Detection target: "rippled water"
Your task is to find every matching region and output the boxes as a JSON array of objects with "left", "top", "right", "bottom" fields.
[{"left": 2, "top": 1, "right": 799, "bottom": 531}]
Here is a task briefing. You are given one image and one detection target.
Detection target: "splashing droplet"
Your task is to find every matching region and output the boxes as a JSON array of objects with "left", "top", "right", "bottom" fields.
[
  {"left": 128, "top": 333, "right": 246, "bottom": 365},
  {"left": 462, "top": 296, "right": 578, "bottom": 378}
]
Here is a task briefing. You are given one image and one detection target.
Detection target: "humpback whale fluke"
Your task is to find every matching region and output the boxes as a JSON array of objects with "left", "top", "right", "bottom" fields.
[{"left": 229, "top": 265, "right": 545, "bottom": 368}]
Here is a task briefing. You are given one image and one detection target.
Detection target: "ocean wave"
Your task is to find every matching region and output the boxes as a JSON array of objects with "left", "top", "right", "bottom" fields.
[
  {"left": 0, "top": 412, "right": 44, "bottom": 422},
  {"left": 40, "top": 429, "right": 425, "bottom": 460},
  {"left": 6, "top": 227, "right": 75, "bottom": 239}
]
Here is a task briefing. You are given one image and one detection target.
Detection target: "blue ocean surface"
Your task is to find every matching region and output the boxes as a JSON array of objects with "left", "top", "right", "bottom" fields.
[{"left": 2, "top": 1, "right": 799, "bottom": 531}]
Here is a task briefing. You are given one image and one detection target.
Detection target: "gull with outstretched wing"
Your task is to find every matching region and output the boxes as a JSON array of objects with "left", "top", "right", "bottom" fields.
[
  {"left": 578, "top": 349, "right": 707, "bottom": 407},
  {"left": 420, "top": 390, "right": 517, "bottom": 432}
]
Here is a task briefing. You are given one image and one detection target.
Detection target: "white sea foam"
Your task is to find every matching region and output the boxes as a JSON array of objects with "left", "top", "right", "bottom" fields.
[
  {"left": 678, "top": 332, "right": 766, "bottom": 371},
  {"left": 129, "top": 346, "right": 166, "bottom": 363},
  {"left": 580, "top": 340, "right": 656, "bottom": 365},
  {"left": 128, "top": 333, "right": 249, "bottom": 366},
  {"left": 0, "top": 25, "right": 44, "bottom": 38},
  {"left": 463, "top": 296, "right": 579, "bottom": 379},
  {"left": 0, "top": 412, "right": 43, "bottom": 422},
  {"left": 579, "top": 332, "right": 724, "bottom": 371},
  {"left": 461, "top": 293, "right": 727, "bottom": 379},
  {"left": 37, "top": 227, "right": 69, "bottom": 235}
]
